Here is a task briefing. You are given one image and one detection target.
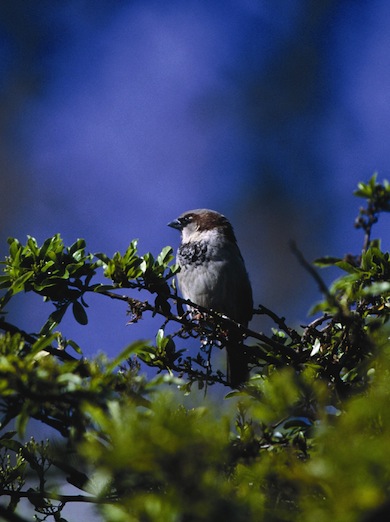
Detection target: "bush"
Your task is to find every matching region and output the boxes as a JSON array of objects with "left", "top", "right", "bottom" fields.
[{"left": 0, "top": 175, "right": 390, "bottom": 521}]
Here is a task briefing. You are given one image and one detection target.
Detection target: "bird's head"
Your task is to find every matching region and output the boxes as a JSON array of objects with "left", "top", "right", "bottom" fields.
[{"left": 168, "top": 209, "right": 236, "bottom": 244}]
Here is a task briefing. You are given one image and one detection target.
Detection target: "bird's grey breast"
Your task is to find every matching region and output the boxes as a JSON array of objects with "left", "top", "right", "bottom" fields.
[{"left": 177, "top": 241, "right": 208, "bottom": 267}]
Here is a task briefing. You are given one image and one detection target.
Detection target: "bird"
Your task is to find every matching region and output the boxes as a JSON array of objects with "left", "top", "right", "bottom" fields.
[{"left": 168, "top": 209, "right": 253, "bottom": 387}]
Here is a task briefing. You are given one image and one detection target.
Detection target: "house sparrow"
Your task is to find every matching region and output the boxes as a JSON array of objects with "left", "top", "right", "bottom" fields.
[{"left": 168, "top": 209, "right": 253, "bottom": 387}]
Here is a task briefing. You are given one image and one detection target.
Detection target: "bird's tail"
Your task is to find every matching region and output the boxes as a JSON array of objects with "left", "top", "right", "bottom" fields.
[{"left": 226, "top": 343, "right": 249, "bottom": 388}]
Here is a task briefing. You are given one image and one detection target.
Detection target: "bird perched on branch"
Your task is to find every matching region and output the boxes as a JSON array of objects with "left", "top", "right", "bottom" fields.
[{"left": 168, "top": 209, "right": 253, "bottom": 387}]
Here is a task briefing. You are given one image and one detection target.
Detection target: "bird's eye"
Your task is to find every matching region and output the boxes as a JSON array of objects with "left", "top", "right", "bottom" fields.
[{"left": 180, "top": 215, "right": 193, "bottom": 225}]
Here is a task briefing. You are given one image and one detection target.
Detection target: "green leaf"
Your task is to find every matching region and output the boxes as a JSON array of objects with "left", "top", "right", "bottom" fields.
[
  {"left": 334, "top": 260, "right": 360, "bottom": 274},
  {"left": 0, "top": 275, "right": 12, "bottom": 289},
  {"left": 41, "top": 260, "right": 56, "bottom": 273},
  {"left": 72, "top": 301, "right": 88, "bottom": 325},
  {"left": 94, "top": 252, "right": 111, "bottom": 264},
  {"left": 157, "top": 246, "right": 174, "bottom": 266},
  {"left": 156, "top": 328, "right": 164, "bottom": 349},
  {"left": 314, "top": 256, "right": 343, "bottom": 267},
  {"left": 354, "top": 173, "right": 378, "bottom": 198},
  {"left": 0, "top": 433, "right": 22, "bottom": 458},
  {"left": 30, "top": 333, "right": 59, "bottom": 357},
  {"left": 69, "top": 238, "right": 86, "bottom": 257},
  {"left": 26, "top": 235, "right": 39, "bottom": 256},
  {"left": 40, "top": 305, "right": 69, "bottom": 335},
  {"left": 8, "top": 237, "right": 21, "bottom": 260},
  {"left": 39, "top": 234, "right": 61, "bottom": 259},
  {"left": 10, "top": 271, "right": 35, "bottom": 293},
  {"left": 66, "top": 338, "right": 83, "bottom": 354},
  {"left": 106, "top": 340, "right": 151, "bottom": 373}
]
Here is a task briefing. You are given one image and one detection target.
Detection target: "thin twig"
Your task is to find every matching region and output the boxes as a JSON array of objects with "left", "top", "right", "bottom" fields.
[
  {"left": 0, "top": 489, "right": 117, "bottom": 505},
  {"left": 290, "top": 241, "right": 343, "bottom": 315},
  {"left": 255, "top": 304, "right": 301, "bottom": 343},
  {"left": 97, "top": 288, "right": 298, "bottom": 358}
]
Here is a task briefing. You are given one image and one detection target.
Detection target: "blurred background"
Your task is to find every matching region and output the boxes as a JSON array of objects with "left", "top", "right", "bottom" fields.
[{"left": 2, "top": 0, "right": 390, "bottom": 359}]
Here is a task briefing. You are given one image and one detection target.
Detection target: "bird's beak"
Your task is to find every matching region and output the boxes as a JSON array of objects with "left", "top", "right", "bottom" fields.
[{"left": 167, "top": 219, "right": 182, "bottom": 230}]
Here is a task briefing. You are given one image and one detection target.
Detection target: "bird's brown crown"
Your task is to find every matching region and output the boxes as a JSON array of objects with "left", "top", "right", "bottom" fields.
[{"left": 169, "top": 209, "right": 237, "bottom": 243}]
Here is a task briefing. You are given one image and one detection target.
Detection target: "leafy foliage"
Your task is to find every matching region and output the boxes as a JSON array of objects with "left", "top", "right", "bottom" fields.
[{"left": 1, "top": 175, "right": 390, "bottom": 521}]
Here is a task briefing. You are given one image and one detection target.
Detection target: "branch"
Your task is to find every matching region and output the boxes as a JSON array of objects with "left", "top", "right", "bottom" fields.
[
  {"left": 290, "top": 242, "right": 344, "bottom": 316},
  {"left": 254, "top": 304, "right": 301, "bottom": 344},
  {"left": 0, "top": 489, "right": 117, "bottom": 505},
  {"left": 301, "top": 314, "right": 332, "bottom": 341},
  {"left": 0, "top": 319, "right": 78, "bottom": 362},
  {"left": 97, "top": 288, "right": 300, "bottom": 360}
]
